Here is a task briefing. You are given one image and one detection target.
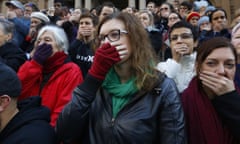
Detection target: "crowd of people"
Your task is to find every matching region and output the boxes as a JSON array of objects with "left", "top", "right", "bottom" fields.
[{"left": 0, "top": 0, "right": 239, "bottom": 143}]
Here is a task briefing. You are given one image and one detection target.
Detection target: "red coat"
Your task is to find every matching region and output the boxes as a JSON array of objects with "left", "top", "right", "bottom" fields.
[{"left": 18, "top": 60, "right": 83, "bottom": 126}]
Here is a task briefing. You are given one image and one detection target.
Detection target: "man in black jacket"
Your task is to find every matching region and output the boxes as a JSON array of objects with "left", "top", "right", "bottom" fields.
[{"left": 0, "top": 62, "right": 56, "bottom": 144}]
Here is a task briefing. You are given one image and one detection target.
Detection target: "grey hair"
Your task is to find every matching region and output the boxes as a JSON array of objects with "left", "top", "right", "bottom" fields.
[
  {"left": 0, "top": 18, "right": 15, "bottom": 35},
  {"left": 37, "top": 25, "right": 69, "bottom": 54}
]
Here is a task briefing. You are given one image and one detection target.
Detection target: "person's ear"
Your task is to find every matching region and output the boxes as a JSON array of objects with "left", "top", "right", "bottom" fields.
[
  {"left": 0, "top": 95, "right": 11, "bottom": 112},
  {"left": 6, "top": 33, "right": 13, "bottom": 41}
]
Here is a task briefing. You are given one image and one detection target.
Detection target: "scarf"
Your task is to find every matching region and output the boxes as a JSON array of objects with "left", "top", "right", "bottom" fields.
[
  {"left": 181, "top": 77, "right": 233, "bottom": 144},
  {"left": 102, "top": 68, "right": 138, "bottom": 118},
  {"left": 43, "top": 52, "right": 67, "bottom": 73}
]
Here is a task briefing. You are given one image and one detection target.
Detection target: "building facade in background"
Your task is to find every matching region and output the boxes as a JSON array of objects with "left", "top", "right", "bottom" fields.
[{"left": 0, "top": 0, "right": 240, "bottom": 22}]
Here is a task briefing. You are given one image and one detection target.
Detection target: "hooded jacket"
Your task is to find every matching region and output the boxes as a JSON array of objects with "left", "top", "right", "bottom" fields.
[{"left": 0, "top": 96, "right": 56, "bottom": 144}]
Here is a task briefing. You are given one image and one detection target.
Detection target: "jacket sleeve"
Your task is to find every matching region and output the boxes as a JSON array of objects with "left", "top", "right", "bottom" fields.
[
  {"left": 212, "top": 90, "right": 240, "bottom": 138},
  {"left": 56, "top": 74, "right": 102, "bottom": 143},
  {"left": 159, "top": 77, "right": 186, "bottom": 144},
  {"left": 17, "top": 60, "right": 43, "bottom": 100}
]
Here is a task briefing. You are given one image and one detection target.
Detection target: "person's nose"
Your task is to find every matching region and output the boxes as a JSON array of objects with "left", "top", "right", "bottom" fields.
[
  {"left": 215, "top": 64, "right": 225, "bottom": 75},
  {"left": 176, "top": 36, "right": 184, "bottom": 42}
]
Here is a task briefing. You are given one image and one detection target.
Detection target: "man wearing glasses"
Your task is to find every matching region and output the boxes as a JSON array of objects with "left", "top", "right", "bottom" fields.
[{"left": 157, "top": 21, "right": 198, "bottom": 93}]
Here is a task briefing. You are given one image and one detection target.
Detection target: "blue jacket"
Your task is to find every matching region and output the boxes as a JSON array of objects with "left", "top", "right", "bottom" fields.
[{"left": 8, "top": 17, "right": 30, "bottom": 46}]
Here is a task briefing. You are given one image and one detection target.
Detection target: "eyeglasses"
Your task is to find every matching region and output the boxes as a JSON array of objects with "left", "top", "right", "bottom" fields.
[
  {"left": 213, "top": 16, "right": 226, "bottom": 21},
  {"left": 170, "top": 33, "right": 193, "bottom": 41},
  {"left": 160, "top": 7, "right": 169, "bottom": 11},
  {"left": 98, "top": 29, "right": 128, "bottom": 42}
]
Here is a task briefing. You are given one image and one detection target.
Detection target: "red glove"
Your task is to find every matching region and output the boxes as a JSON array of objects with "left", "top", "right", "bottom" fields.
[{"left": 89, "top": 43, "right": 121, "bottom": 80}]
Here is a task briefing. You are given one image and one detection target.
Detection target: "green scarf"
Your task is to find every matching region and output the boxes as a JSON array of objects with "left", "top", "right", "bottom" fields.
[{"left": 102, "top": 68, "right": 138, "bottom": 118}]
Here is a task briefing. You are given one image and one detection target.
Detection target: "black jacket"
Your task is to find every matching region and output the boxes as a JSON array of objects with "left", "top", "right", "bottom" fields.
[
  {"left": 212, "top": 90, "right": 240, "bottom": 139},
  {"left": 68, "top": 40, "right": 94, "bottom": 78},
  {"left": 0, "top": 96, "right": 57, "bottom": 144},
  {"left": 0, "top": 41, "right": 27, "bottom": 72},
  {"left": 56, "top": 74, "right": 186, "bottom": 144},
  {"left": 198, "top": 29, "right": 231, "bottom": 45}
]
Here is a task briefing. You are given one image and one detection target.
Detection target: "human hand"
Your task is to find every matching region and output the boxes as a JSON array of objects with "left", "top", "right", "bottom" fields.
[
  {"left": 172, "top": 44, "right": 189, "bottom": 62},
  {"left": 33, "top": 43, "right": 53, "bottom": 65},
  {"left": 199, "top": 71, "right": 235, "bottom": 96},
  {"left": 88, "top": 43, "right": 121, "bottom": 80},
  {"left": 77, "top": 28, "right": 92, "bottom": 39},
  {"left": 110, "top": 41, "right": 129, "bottom": 60}
]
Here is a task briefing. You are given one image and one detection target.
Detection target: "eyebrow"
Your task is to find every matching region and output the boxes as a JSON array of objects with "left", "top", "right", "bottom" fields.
[{"left": 205, "top": 58, "right": 235, "bottom": 61}]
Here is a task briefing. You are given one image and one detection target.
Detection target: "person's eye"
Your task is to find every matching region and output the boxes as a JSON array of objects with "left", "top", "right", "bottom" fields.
[
  {"left": 206, "top": 61, "right": 216, "bottom": 67},
  {"left": 170, "top": 35, "right": 178, "bottom": 41},
  {"left": 109, "top": 32, "right": 119, "bottom": 39},
  {"left": 181, "top": 33, "right": 192, "bottom": 39},
  {"left": 44, "top": 38, "right": 52, "bottom": 42},
  {"left": 225, "top": 63, "right": 235, "bottom": 69}
]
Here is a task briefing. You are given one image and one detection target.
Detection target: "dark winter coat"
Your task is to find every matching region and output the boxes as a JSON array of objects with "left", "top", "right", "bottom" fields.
[
  {"left": 56, "top": 74, "right": 186, "bottom": 144},
  {"left": 0, "top": 96, "right": 57, "bottom": 144},
  {"left": 68, "top": 40, "right": 94, "bottom": 78},
  {"left": 0, "top": 41, "right": 27, "bottom": 72}
]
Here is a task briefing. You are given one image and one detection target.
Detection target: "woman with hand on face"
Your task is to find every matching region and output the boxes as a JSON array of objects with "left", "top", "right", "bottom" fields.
[
  {"left": 56, "top": 12, "right": 185, "bottom": 144},
  {"left": 17, "top": 25, "right": 83, "bottom": 127},
  {"left": 182, "top": 37, "right": 240, "bottom": 144}
]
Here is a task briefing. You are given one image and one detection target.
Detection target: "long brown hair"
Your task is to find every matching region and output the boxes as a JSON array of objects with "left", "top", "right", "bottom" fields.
[{"left": 97, "top": 12, "right": 160, "bottom": 91}]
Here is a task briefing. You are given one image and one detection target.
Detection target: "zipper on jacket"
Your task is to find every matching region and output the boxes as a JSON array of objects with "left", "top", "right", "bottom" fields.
[
  {"left": 110, "top": 118, "right": 115, "bottom": 144},
  {"left": 111, "top": 118, "right": 115, "bottom": 126}
]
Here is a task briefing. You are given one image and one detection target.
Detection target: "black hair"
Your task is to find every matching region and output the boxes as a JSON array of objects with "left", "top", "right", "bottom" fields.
[
  {"left": 180, "top": 1, "right": 193, "bottom": 11},
  {"left": 169, "top": 20, "right": 198, "bottom": 41},
  {"left": 209, "top": 8, "right": 227, "bottom": 22}
]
